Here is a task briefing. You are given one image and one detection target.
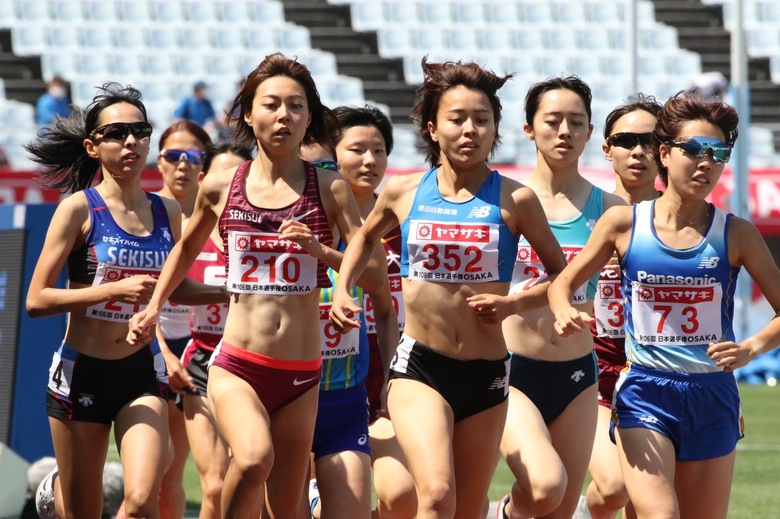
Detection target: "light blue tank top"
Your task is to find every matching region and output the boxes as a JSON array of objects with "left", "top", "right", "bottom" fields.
[
  {"left": 622, "top": 200, "right": 739, "bottom": 373},
  {"left": 510, "top": 185, "right": 605, "bottom": 301},
  {"left": 401, "top": 167, "right": 518, "bottom": 282}
]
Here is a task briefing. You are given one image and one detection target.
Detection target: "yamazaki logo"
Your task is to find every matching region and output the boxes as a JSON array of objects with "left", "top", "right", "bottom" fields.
[
  {"left": 415, "top": 223, "right": 491, "bottom": 242},
  {"left": 517, "top": 246, "right": 582, "bottom": 263}
]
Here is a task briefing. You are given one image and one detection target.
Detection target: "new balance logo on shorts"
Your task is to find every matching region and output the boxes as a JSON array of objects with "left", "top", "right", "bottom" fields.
[{"left": 489, "top": 375, "right": 508, "bottom": 391}]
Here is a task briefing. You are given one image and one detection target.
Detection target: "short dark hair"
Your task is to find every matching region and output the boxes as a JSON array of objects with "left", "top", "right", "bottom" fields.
[
  {"left": 653, "top": 90, "right": 739, "bottom": 186},
  {"left": 202, "top": 143, "right": 254, "bottom": 174},
  {"left": 603, "top": 93, "right": 662, "bottom": 139},
  {"left": 226, "top": 53, "right": 338, "bottom": 151},
  {"left": 158, "top": 120, "right": 212, "bottom": 152},
  {"left": 330, "top": 105, "right": 394, "bottom": 156},
  {"left": 411, "top": 56, "right": 512, "bottom": 167},
  {"left": 524, "top": 75, "right": 593, "bottom": 127}
]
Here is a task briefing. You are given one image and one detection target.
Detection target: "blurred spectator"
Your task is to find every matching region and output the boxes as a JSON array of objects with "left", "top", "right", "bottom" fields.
[
  {"left": 35, "top": 75, "right": 71, "bottom": 125},
  {"left": 173, "top": 80, "right": 221, "bottom": 136},
  {"left": 689, "top": 71, "right": 730, "bottom": 100},
  {"left": 218, "top": 78, "right": 246, "bottom": 143}
]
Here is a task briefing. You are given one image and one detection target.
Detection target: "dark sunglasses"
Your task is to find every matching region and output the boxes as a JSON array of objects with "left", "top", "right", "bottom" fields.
[
  {"left": 606, "top": 132, "right": 653, "bottom": 149},
  {"left": 310, "top": 160, "right": 340, "bottom": 171},
  {"left": 160, "top": 149, "right": 205, "bottom": 165},
  {"left": 665, "top": 136, "right": 731, "bottom": 164},
  {"left": 89, "top": 121, "right": 153, "bottom": 141}
]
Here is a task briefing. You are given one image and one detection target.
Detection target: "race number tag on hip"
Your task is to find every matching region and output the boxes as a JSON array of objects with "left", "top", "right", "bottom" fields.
[
  {"left": 511, "top": 245, "right": 587, "bottom": 303},
  {"left": 319, "top": 303, "right": 360, "bottom": 359},
  {"left": 594, "top": 270, "right": 625, "bottom": 338},
  {"left": 191, "top": 264, "right": 228, "bottom": 335},
  {"left": 406, "top": 220, "right": 499, "bottom": 282},
  {"left": 85, "top": 265, "right": 158, "bottom": 322},
  {"left": 363, "top": 273, "right": 405, "bottom": 334},
  {"left": 631, "top": 282, "right": 722, "bottom": 346},
  {"left": 227, "top": 231, "right": 317, "bottom": 294},
  {"left": 191, "top": 303, "right": 228, "bottom": 335}
]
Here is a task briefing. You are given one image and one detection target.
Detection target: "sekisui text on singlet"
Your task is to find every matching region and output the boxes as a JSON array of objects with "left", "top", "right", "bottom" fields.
[
  {"left": 188, "top": 237, "right": 228, "bottom": 349},
  {"left": 509, "top": 186, "right": 605, "bottom": 303},
  {"left": 219, "top": 160, "right": 333, "bottom": 295},
  {"left": 68, "top": 188, "right": 173, "bottom": 323},
  {"left": 622, "top": 200, "right": 739, "bottom": 373},
  {"left": 401, "top": 167, "right": 518, "bottom": 283}
]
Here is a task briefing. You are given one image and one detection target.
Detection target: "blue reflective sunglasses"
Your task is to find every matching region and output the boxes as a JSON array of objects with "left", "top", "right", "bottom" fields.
[
  {"left": 161, "top": 148, "right": 205, "bottom": 165},
  {"left": 665, "top": 136, "right": 731, "bottom": 164},
  {"left": 310, "top": 160, "right": 340, "bottom": 171}
]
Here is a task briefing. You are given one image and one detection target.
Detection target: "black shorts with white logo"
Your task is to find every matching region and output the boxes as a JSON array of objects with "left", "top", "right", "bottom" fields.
[
  {"left": 46, "top": 342, "right": 168, "bottom": 423},
  {"left": 509, "top": 351, "right": 598, "bottom": 424},
  {"left": 389, "top": 334, "right": 509, "bottom": 422}
]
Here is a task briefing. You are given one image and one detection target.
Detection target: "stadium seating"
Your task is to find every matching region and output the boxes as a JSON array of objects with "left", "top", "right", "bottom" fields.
[
  {"left": 0, "top": 0, "right": 362, "bottom": 135},
  {"left": 1, "top": 0, "right": 779, "bottom": 170}
]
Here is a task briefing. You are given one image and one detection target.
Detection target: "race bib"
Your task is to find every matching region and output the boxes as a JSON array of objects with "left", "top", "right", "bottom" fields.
[
  {"left": 319, "top": 303, "right": 360, "bottom": 359},
  {"left": 511, "top": 245, "right": 586, "bottom": 303},
  {"left": 406, "top": 220, "right": 499, "bottom": 283},
  {"left": 85, "top": 264, "right": 158, "bottom": 323},
  {"left": 363, "top": 273, "right": 405, "bottom": 334},
  {"left": 227, "top": 231, "right": 317, "bottom": 294},
  {"left": 191, "top": 264, "right": 227, "bottom": 335},
  {"left": 631, "top": 282, "right": 722, "bottom": 346},
  {"left": 594, "top": 268, "right": 625, "bottom": 338}
]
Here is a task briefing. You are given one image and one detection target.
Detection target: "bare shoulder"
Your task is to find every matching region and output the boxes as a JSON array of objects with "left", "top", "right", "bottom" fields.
[
  {"left": 45, "top": 191, "right": 92, "bottom": 242},
  {"left": 159, "top": 195, "right": 182, "bottom": 218},
  {"left": 727, "top": 215, "right": 764, "bottom": 249},
  {"left": 602, "top": 190, "right": 628, "bottom": 209},
  {"left": 381, "top": 171, "right": 425, "bottom": 201},
  {"left": 200, "top": 165, "right": 236, "bottom": 205},
  {"left": 600, "top": 204, "right": 634, "bottom": 233},
  {"left": 316, "top": 168, "right": 350, "bottom": 194},
  {"left": 500, "top": 175, "right": 536, "bottom": 202},
  {"left": 54, "top": 190, "right": 90, "bottom": 223}
]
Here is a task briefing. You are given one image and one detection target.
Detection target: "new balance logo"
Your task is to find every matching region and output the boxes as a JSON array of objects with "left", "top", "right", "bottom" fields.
[
  {"left": 698, "top": 257, "right": 720, "bottom": 269},
  {"left": 489, "top": 375, "right": 508, "bottom": 390},
  {"left": 571, "top": 370, "right": 585, "bottom": 383},
  {"left": 467, "top": 206, "right": 492, "bottom": 219},
  {"left": 638, "top": 414, "right": 659, "bottom": 424}
]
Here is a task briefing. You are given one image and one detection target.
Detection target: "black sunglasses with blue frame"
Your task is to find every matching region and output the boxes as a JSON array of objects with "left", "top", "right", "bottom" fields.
[
  {"left": 89, "top": 121, "right": 153, "bottom": 141},
  {"left": 665, "top": 136, "right": 732, "bottom": 164}
]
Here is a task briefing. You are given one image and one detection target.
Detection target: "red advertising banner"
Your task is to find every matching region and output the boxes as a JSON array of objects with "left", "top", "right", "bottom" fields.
[{"left": 2, "top": 166, "right": 780, "bottom": 235}]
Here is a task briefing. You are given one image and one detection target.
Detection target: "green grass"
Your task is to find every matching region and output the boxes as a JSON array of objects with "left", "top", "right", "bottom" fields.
[
  {"left": 113, "top": 384, "right": 779, "bottom": 516},
  {"left": 489, "top": 384, "right": 780, "bottom": 516}
]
